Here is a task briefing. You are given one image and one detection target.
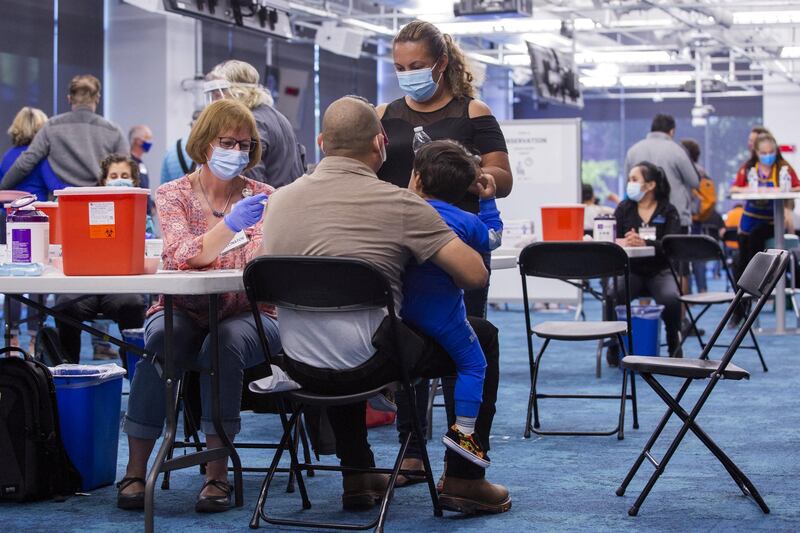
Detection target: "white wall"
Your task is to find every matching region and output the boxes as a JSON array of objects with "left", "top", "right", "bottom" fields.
[
  {"left": 105, "top": 2, "right": 197, "bottom": 192},
  {"left": 763, "top": 73, "right": 800, "bottom": 171}
]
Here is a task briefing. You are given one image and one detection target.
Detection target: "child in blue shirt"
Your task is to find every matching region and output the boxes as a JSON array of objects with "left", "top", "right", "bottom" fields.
[{"left": 402, "top": 140, "right": 503, "bottom": 468}]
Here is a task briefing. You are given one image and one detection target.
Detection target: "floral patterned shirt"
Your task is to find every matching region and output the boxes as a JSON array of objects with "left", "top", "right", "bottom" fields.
[{"left": 147, "top": 175, "right": 276, "bottom": 326}]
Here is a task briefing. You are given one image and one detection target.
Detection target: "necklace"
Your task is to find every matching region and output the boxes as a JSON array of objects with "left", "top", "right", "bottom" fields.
[{"left": 197, "top": 171, "right": 234, "bottom": 218}]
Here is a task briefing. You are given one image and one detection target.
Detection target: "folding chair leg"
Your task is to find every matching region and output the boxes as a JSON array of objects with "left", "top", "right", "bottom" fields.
[
  {"left": 747, "top": 327, "right": 768, "bottom": 372},
  {"left": 402, "top": 380, "right": 443, "bottom": 518},
  {"left": 630, "top": 371, "right": 639, "bottom": 430},
  {"left": 297, "top": 415, "right": 315, "bottom": 477},
  {"left": 617, "top": 377, "right": 692, "bottom": 498},
  {"left": 595, "top": 338, "right": 603, "bottom": 378},
  {"left": 525, "top": 338, "right": 550, "bottom": 438},
  {"left": 425, "top": 378, "right": 439, "bottom": 441},
  {"left": 616, "top": 369, "right": 628, "bottom": 440}
]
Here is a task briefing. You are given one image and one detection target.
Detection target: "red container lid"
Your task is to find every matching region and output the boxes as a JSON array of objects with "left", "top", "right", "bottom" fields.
[{"left": 54, "top": 186, "right": 150, "bottom": 197}]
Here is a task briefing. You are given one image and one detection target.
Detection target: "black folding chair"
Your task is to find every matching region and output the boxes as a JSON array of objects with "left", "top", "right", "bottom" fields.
[
  {"left": 519, "top": 241, "right": 638, "bottom": 440},
  {"left": 243, "top": 256, "right": 441, "bottom": 532},
  {"left": 662, "top": 235, "right": 767, "bottom": 371},
  {"left": 617, "top": 249, "right": 789, "bottom": 516}
]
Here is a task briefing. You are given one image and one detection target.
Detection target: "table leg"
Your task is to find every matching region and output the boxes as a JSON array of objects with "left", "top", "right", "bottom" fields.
[
  {"left": 145, "top": 295, "right": 179, "bottom": 533},
  {"left": 208, "top": 294, "right": 244, "bottom": 507},
  {"left": 3, "top": 294, "right": 11, "bottom": 347},
  {"left": 774, "top": 199, "right": 786, "bottom": 334}
]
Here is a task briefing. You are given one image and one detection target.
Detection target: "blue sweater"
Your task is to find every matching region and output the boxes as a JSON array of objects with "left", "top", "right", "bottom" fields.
[
  {"left": 0, "top": 145, "right": 67, "bottom": 201},
  {"left": 402, "top": 198, "right": 503, "bottom": 331}
]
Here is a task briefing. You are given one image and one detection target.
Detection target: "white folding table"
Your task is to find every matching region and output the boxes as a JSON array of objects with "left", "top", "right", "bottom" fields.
[
  {"left": 731, "top": 190, "right": 800, "bottom": 334},
  {"left": 0, "top": 268, "right": 246, "bottom": 533}
]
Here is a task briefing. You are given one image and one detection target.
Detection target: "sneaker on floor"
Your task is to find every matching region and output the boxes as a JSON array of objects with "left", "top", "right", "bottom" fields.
[
  {"left": 439, "top": 476, "right": 511, "bottom": 515},
  {"left": 367, "top": 390, "right": 397, "bottom": 413},
  {"left": 93, "top": 345, "right": 118, "bottom": 360},
  {"left": 442, "top": 425, "right": 490, "bottom": 469}
]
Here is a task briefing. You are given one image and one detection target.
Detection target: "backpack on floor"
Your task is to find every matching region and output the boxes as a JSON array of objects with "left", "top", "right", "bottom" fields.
[{"left": 0, "top": 346, "right": 81, "bottom": 501}]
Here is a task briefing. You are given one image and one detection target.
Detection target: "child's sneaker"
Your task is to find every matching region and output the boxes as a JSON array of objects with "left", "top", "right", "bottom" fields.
[{"left": 442, "top": 425, "right": 490, "bottom": 469}]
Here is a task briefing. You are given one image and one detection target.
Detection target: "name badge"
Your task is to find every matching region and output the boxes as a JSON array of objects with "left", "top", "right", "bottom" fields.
[
  {"left": 639, "top": 226, "right": 657, "bottom": 241},
  {"left": 221, "top": 230, "right": 249, "bottom": 255},
  {"left": 651, "top": 215, "right": 666, "bottom": 224}
]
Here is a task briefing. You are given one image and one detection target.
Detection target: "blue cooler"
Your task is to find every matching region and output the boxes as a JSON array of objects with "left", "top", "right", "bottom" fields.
[
  {"left": 121, "top": 328, "right": 145, "bottom": 383},
  {"left": 51, "top": 364, "right": 126, "bottom": 491},
  {"left": 616, "top": 305, "right": 665, "bottom": 356}
]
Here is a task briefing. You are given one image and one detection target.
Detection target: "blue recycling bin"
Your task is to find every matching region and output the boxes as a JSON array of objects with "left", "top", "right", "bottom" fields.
[
  {"left": 51, "top": 364, "right": 126, "bottom": 491},
  {"left": 616, "top": 304, "right": 665, "bottom": 357},
  {"left": 121, "top": 328, "right": 145, "bottom": 383}
]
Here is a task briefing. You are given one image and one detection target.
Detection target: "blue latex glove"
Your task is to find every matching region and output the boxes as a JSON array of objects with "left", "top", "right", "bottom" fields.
[{"left": 224, "top": 193, "right": 268, "bottom": 232}]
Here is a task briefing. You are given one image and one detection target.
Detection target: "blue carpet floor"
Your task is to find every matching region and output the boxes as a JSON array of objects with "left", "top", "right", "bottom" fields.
[{"left": 3, "top": 278, "right": 799, "bottom": 532}]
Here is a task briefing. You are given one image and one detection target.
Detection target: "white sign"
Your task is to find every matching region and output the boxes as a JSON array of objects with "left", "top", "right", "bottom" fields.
[{"left": 89, "top": 202, "right": 115, "bottom": 225}]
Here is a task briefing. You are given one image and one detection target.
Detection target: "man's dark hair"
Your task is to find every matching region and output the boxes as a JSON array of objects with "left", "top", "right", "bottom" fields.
[
  {"left": 413, "top": 140, "right": 479, "bottom": 204},
  {"left": 680, "top": 138, "right": 700, "bottom": 163},
  {"left": 651, "top": 114, "right": 676, "bottom": 134},
  {"left": 581, "top": 183, "right": 594, "bottom": 203}
]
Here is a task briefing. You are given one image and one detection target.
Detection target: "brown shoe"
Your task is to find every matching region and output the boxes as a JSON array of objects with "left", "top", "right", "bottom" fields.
[
  {"left": 439, "top": 476, "right": 511, "bottom": 515},
  {"left": 395, "top": 458, "right": 426, "bottom": 487},
  {"left": 342, "top": 473, "right": 389, "bottom": 511}
]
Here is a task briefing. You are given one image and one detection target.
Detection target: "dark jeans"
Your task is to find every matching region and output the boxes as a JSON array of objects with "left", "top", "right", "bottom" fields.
[
  {"left": 283, "top": 316, "right": 500, "bottom": 480},
  {"left": 691, "top": 223, "right": 708, "bottom": 293},
  {"left": 54, "top": 294, "right": 147, "bottom": 363},
  {"left": 607, "top": 269, "right": 682, "bottom": 352}
]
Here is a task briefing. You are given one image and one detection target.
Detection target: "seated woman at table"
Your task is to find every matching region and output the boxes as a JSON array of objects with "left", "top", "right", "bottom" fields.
[
  {"left": 118, "top": 99, "right": 280, "bottom": 514},
  {"left": 607, "top": 161, "right": 683, "bottom": 361}
]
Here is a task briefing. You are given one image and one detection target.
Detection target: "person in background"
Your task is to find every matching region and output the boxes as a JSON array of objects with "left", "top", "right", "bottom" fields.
[
  {"left": 747, "top": 125, "right": 771, "bottom": 155},
  {"left": 205, "top": 60, "right": 304, "bottom": 188},
  {"left": 681, "top": 138, "right": 717, "bottom": 294},
  {"left": 129, "top": 125, "right": 153, "bottom": 215},
  {"left": 54, "top": 154, "right": 151, "bottom": 362},
  {"left": 625, "top": 114, "right": 700, "bottom": 233},
  {"left": 118, "top": 99, "right": 279, "bottom": 514},
  {"left": 608, "top": 162, "right": 683, "bottom": 360},
  {"left": 0, "top": 107, "right": 67, "bottom": 201},
  {"left": 0, "top": 107, "right": 68, "bottom": 349},
  {"left": 161, "top": 111, "right": 200, "bottom": 184},
  {"left": 582, "top": 182, "right": 614, "bottom": 232},
  {"left": 0, "top": 75, "right": 128, "bottom": 189},
  {"left": 376, "top": 21, "right": 512, "bottom": 484}
]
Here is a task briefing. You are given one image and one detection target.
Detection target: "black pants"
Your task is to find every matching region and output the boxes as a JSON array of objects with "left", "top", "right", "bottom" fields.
[
  {"left": 736, "top": 224, "right": 773, "bottom": 281},
  {"left": 607, "top": 270, "right": 682, "bottom": 352},
  {"left": 54, "top": 294, "right": 147, "bottom": 363},
  {"left": 283, "top": 316, "right": 500, "bottom": 480}
]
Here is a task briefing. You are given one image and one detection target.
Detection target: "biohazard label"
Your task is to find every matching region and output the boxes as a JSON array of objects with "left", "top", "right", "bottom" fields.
[{"left": 90, "top": 225, "right": 116, "bottom": 239}]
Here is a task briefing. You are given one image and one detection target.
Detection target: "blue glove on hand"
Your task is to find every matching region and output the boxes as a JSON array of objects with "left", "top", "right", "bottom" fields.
[{"left": 223, "top": 193, "right": 268, "bottom": 233}]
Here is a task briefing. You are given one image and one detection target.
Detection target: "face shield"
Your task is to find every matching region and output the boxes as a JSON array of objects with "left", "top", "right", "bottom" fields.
[{"left": 202, "top": 79, "right": 233, "bottom": 106}]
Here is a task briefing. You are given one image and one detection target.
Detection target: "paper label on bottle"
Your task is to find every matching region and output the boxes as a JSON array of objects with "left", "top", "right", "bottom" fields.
[
  {"left": 89, "top": 202, "right": 115, "bottom": 225},
  {"left": 11, "top": 228, "right": 31, "bottom": 262}
]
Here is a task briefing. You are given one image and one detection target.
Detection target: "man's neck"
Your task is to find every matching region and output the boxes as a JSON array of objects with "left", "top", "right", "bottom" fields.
[
  {"left": 71, "top": 104, "right": 96, "bottom": 113},
  {"left": 131, "top": 148, "right": 144, "bottom": 160}
]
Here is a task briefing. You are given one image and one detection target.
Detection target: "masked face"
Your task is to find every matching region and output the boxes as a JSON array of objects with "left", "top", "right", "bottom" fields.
[
  {"left": 758, "top": 152, "right": 777, "bottom": 167},
  {"left": 396, "top": 60, "right": 443, "bottom": 103},
  {"left": 141, "top": 140, "right": 153, "bottom": 153},
  {"left": 106, "top": 178, "right": 135, "bottom": 187},
  {"left": 626, "top": 182, "right": 645, "bottom": 202},
  {"left": 207, "top": 145, "right": 249, "bottom": 181}
]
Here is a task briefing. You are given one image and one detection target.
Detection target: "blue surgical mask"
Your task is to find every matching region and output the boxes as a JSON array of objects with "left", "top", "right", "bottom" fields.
[
  {"left": 141, "top": 140, "right": 152, "bottom": 153},
  {"left": 396, "top": 61, "right": 442, "bottom": 103},
  {"left": 626, "top": 182, "right": 645, "bottom": 202},
  {"left": 759, "top": 152, "right": 777, "bottom": 166},
  {"left": 207, "top": 145, "right": 249, "bottom": 181},
  {"left": 106, "top": 178, "right": 135, "bottom": 187}
]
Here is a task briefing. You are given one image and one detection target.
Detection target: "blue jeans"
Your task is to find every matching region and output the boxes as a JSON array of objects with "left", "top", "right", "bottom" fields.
[{"left": 123, "top": 310, "right": 280, "bottom": 439}]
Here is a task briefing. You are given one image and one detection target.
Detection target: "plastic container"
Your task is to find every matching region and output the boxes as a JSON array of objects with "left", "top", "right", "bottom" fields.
[
  {"left": 541, "top": 204, "right": 585, "bottom": 241},
  {"left": 120, "top": 328, "right": 145, "bottom": 383},
  {"left": 33, "top": 201, "right": 61, "bottom": 244},
  {"left": 6, "top": 195, "right": 49, "bottom": 264},
  {"left": 51, "top": 363, "right": 127, "bottom": 491},
  {"left": 616, "top": 305, "right": 664, "bottom": 357},
  {"left": 593, "top": 214, "right": 616, "bottom": 243},
  {"left": 54, "top": 187, "right": 149, "bottom": 275}
]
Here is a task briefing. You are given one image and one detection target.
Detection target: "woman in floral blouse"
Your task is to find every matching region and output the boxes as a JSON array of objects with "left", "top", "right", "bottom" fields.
[{"left": 118, "top": 99, "right": 280, "bottom": 513}]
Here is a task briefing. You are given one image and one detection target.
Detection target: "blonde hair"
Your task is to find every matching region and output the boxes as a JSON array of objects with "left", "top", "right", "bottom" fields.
[
  {"left": 7, "top": 107, "right": 48, "bottom": 146},
  {"left": 68, "top": 74, "right": 101, "bottom": 106},
  {"left": 208, "top": 60, "right": 273, "bottom": 109},
  {"left": 393, "top": 20, "right": 475, "bottom": 99},
  {"left": 186, "top": 99, "right": 262, "bottom": 171}
]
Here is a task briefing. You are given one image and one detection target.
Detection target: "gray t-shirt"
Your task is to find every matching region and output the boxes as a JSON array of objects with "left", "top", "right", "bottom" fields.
[
  {"left": 259, "top": 156, "right": 456, "bottom": 369},
  {"left": 244, "top": 104, "right": 305, "bottom": 189}
]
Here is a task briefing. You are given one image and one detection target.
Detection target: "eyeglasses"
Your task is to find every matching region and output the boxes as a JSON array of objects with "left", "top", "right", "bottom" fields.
[{"left": 217, "top": 137, "right": 258, "bottom": 152}]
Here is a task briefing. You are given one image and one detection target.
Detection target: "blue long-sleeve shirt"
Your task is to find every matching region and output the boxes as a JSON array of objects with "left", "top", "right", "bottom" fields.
[
  {"left": 402, "top": 198, "right": 503, "bottom": 331},
  {"left": 0, "top": 145, "right": 67, "bottom": 201}
]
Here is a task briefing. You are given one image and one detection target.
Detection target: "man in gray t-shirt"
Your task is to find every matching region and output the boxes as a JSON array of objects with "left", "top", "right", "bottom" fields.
[
  {"left": 260, "top": 96, "right": 511, "bottom": 515},
  {"left": 625, "top": 113, "right": 700, "bottom": 228}
]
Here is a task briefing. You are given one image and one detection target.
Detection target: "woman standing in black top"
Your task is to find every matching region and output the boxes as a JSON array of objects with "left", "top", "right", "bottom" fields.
[
  {"left": 377, "top": 20, "right": 513, "bottom": 317},
  {"left": 378, "top": 20, "right": 511, "bottom": 512},
  {"left": 609, "top": 161, "right": 683, "bottom": 358}
]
